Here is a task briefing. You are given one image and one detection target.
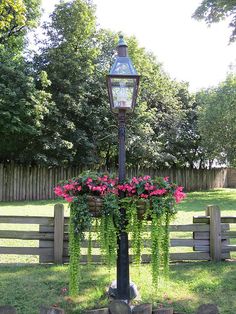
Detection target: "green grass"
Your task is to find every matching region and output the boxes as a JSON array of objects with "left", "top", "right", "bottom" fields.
[
  {"left": 0, "top": 188, "right": 235, "bottom": 313},
  {"left": 0, "top": 262, "right": 236, "bottom": 313}
]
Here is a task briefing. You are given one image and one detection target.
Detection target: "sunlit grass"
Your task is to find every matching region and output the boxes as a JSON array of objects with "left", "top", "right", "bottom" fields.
[{"left": 0, "top": 262, "right": 236, "bottom": 313}]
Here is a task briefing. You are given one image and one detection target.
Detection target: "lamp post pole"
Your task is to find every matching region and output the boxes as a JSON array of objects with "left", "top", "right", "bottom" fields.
[{"left": 117, "top": 108, "right": 130, "bottom": 301}]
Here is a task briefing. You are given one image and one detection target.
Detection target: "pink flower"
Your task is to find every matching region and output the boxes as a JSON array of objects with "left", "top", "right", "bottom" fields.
[
  {"left": 132, "top": 177, "right": 139, "bottom": 184},
  {"left": 174, "top": 186, "right": 186, "bottom": 203},
  {"left": 65, "top": 196, "right": 74, "bottom": 202},
  {"left": 86, "top": 178, "right": 93, "bottom": 184},
  {"left": 77, "top": 186, "right": 82, "bottom": 191},
  {"left": 144, "top": 183, "right": 155, "bottom": 191},
  {"left": 54, "top": 186, "right": 64, "bottom": 196},
  {"left": 143, "top": 175, "right": 151, "bottom": 181},
  {"left": 164, "top": 176, "right": 169, "bottom": 182},
  {"left": 117, "top": 185, "right": 126, "bottom": 191},
  {"left": 150, "top": 188, "right": 167, "bottom": 196},
  {"left": 63, "top": 184, "right": 75, "bottom": 191},
  {"left": 140, "top": 193, "right": 148, "bottom": 199},
  {"left": 108, "top": 179, "right": 117, "bottom": 186}
]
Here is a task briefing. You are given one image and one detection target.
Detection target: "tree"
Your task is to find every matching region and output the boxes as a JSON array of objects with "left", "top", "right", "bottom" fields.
[
  {"left": 0, "top": 0, "right": 53, "bottom": 163},
  {"left": 193, "top": 0, "right": 236, "bottom": 43},
  {"left": 0, "top": 0, "right": 41, "bottom": 48},
  {"left": 34, "top": 0, "right": 103, "bottom": 165},
  {"left": 196, "top": 74, "right": 236, "bottom": 166}
]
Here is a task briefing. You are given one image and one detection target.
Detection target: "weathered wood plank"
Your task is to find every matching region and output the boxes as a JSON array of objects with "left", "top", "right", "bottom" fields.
[
  {"left": 194, "top": 216, "right": 236, "bottom": 224},
  {"left": 84, "top": 224, "right": 211, "bottom": 233},
  {"left": 208, "top": 205, "right": 221, "bottom": 261},
  {"left": 193, "top": 231, "right": 210, "bottom": 240},
  {"left": 61, "top": 252, "right": 212, "bottom": 263},
  {"left": 54, "top": 204, "right": 64, "bottom": 264},
  {"left": 40, "top": 225, "right": 54, "bottom": 233},
  {"left": 223, "top": 245, "right": 236, "bottom": 251},
  {"left": 0, "top": 230, "right": 54, "bottom": 240},
  {"left": 169, "top": 224, "right": 210, "bottom": 232},
  {"left": 0, "top": 216, "right": 53, "bottom": 224},
  {"left": 194, "top": 246, "right": 210, "bottom": 252},
  {"left": 70, "top": 238, "right": 209, "bottom": 249},
  {"left": 0, "top": 247, "right": 53, "bottom": 255},
  {"left": 223, "top": 231, "right": 236, "bottom": 238},
  {"left": 39, "top": 240, "right": 54, "bottom": 248}
]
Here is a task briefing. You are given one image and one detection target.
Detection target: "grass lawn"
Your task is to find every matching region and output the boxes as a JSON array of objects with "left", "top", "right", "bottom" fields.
[{"left": 0, "top": 188, "right": 235, "bottom": 313}]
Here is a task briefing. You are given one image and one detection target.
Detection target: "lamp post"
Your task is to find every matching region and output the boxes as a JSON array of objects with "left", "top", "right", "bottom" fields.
[{"left": 107, "top": 35, "right": 140, "bottom": 302}]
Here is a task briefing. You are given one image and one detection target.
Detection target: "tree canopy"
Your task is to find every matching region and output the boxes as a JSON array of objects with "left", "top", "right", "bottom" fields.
[
  {"left": 193, "top": 0, "right": 236, "bottom": 43},
  {"left": 196, "top": 73, "right": 236, "bottom": 167},
  {"left": 0, "top": 0, "right": 234, "bottom": 169}
]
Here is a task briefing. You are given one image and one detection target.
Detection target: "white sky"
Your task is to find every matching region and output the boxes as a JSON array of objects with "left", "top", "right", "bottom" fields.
[{"left": 40, "top": 0, "right": 236, "bottom": 91}]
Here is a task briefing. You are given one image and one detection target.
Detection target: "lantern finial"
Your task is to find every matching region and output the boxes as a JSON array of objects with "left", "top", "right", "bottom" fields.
[{"left": 118, "top": 35, "right": 128, "bottom": 47}]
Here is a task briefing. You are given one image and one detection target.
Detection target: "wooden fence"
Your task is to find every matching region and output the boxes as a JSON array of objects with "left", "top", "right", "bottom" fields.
[
  {"left": 0, "top": 163, "right": 231, "bottom": 201},
  {"left": 0, "top": 204, "right": 235, "bottom": 264}
]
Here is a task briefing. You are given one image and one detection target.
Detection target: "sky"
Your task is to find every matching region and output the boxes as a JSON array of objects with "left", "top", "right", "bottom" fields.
[{"left": 40, "top": 0, "right": 236, "bottom": 91}]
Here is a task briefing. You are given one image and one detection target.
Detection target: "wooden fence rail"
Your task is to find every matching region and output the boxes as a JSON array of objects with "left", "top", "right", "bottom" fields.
[
  {"left": 0, "top": 163, "right": 231, "bottom": 201},
  {"left": 0, "top": 204, "right": 235, "bottom": 264}
]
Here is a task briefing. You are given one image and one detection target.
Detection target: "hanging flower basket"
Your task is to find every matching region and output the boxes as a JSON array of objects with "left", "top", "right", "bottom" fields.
[
  {"left": 87, "top": 195, "right": 103, "bottom": 217},
  {"left": 54, "top": 171, "right": 186, "bottom": 296}
]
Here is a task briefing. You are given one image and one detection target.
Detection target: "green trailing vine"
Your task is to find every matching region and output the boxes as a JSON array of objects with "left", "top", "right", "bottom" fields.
[
  {"left": 68, "top": 195, "right": 92, "bottom": 296},
  {"left": 126, "top": 198, "right": 144, "bottom": 266},
  {"left": 151, "top": 197, "right": 166, "bottom": 287},
  {"left": 99, "top": 193, "right": 120, "bottom": 269},
  {"left": 87, "top": 229, "right": 92, "bottom": 265}
]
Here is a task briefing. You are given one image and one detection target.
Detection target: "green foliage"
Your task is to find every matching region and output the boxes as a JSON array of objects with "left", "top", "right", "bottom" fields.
[
  {"left": 126, "top": 199, "right": 144, "bottom": 265},
  {"left": 0, "top": 61, "right": 55, "bottom": 163},
  {"left": 1, "top": 262, "right": 236, "bottom": 313},
  {"left": 0, "top": 0, "right": 41, "bottom": 49},
  {"left": 69, "top": 206, "right": 81, "bottom": 296},
  {"left": 68, "top": 195, "right": 92, "bottom": 295},
  {"left": 193, "top": 0, "right": 236, "bottom": 43},
  {"left": 99, "top": 193, "right": 120, "bottom": 268},
  {"left": 196, "top": 74, "right": 236, "bottom": 166}
]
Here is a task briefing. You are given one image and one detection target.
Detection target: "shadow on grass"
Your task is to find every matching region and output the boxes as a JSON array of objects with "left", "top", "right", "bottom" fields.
[
  {"left": 0, "top": 261, "right": 236, "bottom": 313},
  {"left": 170, "top": 261, "right": 236, "bottom": 313},
  {"left": 0, "top": 264, "right": 111, "bottom": 314},
  {"left": 177, "top": 189, "right": 236, "bottom": 213}
]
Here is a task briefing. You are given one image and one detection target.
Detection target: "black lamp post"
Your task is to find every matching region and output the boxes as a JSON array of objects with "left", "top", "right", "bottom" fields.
[{"left": 107, "top": 35, "right": 140, "bottom": 302}]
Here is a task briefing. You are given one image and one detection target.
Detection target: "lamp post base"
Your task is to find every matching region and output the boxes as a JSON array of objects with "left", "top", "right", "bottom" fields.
[{"left": 108, "top": 280, "right": 139, "bottom": 302}]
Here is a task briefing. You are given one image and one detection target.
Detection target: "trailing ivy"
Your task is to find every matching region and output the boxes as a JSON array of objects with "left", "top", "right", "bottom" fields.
[
  {"left": 99, "top": 193, "right": 120, "bottom": 269},
  {"left": 126, "top": 198, "right": 144, "bottom": 266},
  {"left": 68, "top": 195, "right": 92, "bottom": 296},
  {"left": 87, "top": 229, "right": 92, "bottom": 265},
  {"left": 151, "top": 197, "right": 165, "bottom": 287}
]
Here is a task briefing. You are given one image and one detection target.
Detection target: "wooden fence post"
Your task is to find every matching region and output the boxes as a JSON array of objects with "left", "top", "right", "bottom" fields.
[
  {"left": 207, "top": 205, "right": 221, "bottom": 261},
  {"left": 54, "top": 204, "right": 64, "bottom": 264}
]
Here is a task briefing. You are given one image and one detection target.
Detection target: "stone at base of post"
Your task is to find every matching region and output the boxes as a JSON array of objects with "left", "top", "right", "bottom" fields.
[
  {"left": 152, "top": 308, "right": 173, "bottom": 314},
  {"left": 109, "top": 300, "right": 131, "bottom": 314},
  {"left": 0, "top": 306, "right": 17, "bottom": 314},
  {"left": 84, "top": 308, "right": 109, "bottom": 314},
  {"left": 40, "top": 306, "right": 65, "bottom": 314},
  {"left": 196, "top": 303, "right": 219, "bottom": 314},
  {"left": 132, "top": 303, "right": 152, "bottom": 313},
  {"left": 108, "top": 280, "right": 138, "bottom": 300}
]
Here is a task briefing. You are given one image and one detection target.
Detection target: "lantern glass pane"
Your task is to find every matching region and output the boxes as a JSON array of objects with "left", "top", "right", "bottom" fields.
[{"left": 111, "top": 78, "right": 135, "bottom": 110}]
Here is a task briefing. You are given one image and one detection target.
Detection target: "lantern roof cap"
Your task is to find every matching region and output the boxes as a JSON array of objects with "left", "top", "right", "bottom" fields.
[{"left": 117, "top": 35, "right": 127, "bottom": 47}]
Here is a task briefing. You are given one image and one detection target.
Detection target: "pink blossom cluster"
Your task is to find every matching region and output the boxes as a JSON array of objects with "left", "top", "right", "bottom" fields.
[
  {"left": 54, "top": 175, "right": 118, "bottom": 202},
  {"left": 174, "top": 186, "right": 186, "bottom": 203},
  {"left": 54, "top": 174, "right": 186, "bottom": 204}
]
